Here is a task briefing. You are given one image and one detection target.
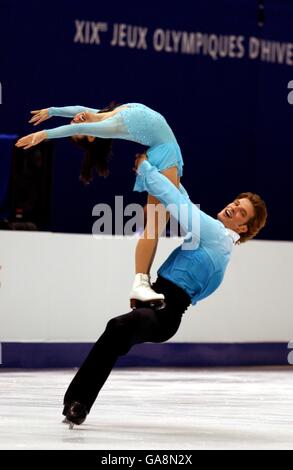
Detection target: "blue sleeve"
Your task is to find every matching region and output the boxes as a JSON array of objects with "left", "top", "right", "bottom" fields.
[
  {"left": 178, "top": 183, "right": 191, "bottom": 201},
  {"left": 137, "top": 161, "right": 200, "bottom": 239},
  {"left": 137, "top": 161, "right": 223, "bottom": 245},
  {"left": 45, "top": 114, "right": 130, "bottom": 140},
  {"left": 48, "top": 105, "right": 100, "bottom": 118}
]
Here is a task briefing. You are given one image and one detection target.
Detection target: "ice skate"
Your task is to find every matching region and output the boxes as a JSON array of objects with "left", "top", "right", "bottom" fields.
[
  {"left": 130, "top": 273, "right": 165, "bottom": 309},
  {"left": 62, "top": 417, "right": 75, "bottom": 430},
  {"left": 62, "top": 401, "right": 88, "bottom": 428}
]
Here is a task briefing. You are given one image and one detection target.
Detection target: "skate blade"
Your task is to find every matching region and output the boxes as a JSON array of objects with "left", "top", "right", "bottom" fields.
[
  {"left": 62, "top": 417, "right": 74, "bottom": 429},
  {"left": 130, "top": 298, "right": 166, "bottom": 310}
]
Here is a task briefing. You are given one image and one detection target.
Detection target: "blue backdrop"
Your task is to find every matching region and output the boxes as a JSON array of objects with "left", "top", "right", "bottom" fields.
[{"left": 0, "top": 0, "right": 292, "bottom": 240}]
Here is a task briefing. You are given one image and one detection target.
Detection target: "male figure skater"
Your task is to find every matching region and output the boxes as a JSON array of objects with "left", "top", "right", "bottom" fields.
[{"left": 63, "top": 153, "right": 267, "bottom": 426}]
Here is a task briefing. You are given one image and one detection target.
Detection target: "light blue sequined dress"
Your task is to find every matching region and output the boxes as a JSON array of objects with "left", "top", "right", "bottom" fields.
[{"left": 46, "top": 103, "right": 183, "bottom": 192}]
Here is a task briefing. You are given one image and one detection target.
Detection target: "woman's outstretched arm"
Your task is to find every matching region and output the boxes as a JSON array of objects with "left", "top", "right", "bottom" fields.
[
  {"left": 16, "top": 113, "right": 131, "bottom": 149},
  {"left": 29, "top": 106, "right": 100, "bottom": 126},
  {"left": 48, "top": 105, "right": 100, "bottom": 118},
  {"left": 45, "top": 113, "right": 129, "bottom": 139}
]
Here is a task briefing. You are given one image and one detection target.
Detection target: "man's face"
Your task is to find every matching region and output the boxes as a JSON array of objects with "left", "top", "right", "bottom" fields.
[{"left": 217, "top": 197, "right": 255, "bottom": 234}]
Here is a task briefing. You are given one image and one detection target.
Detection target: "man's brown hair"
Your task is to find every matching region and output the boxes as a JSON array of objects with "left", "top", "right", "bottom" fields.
[{"left": 236, "top": 192, "right": 267, "bottom": 243}]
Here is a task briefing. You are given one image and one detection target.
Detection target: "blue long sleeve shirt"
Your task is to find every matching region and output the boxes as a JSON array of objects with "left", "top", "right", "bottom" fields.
[
  {"left": 48, "top": 106, "right": 100, "bottom": 117},
  {"left": 137, "top": 161, "right": 239, "bottom": 305}
]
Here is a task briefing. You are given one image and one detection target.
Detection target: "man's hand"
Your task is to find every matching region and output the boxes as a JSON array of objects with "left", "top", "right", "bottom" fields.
[
  {"left": 133, "top": 153, "right": 148, "bottom": 173},
  {"left": 15, "top": 130, "right": 46, "bottom": 150},
  {"left": 29, "top": 109, "right": 50, "bottom": 126}
]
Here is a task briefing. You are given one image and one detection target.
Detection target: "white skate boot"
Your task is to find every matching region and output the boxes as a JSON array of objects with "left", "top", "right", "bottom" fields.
[{"left": 130, "top": 273, "right": 165, "bottom": 309}]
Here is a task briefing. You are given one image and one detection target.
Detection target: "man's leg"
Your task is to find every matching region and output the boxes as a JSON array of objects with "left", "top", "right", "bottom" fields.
[{"left": 64, "top": 305, "right": 182, "bottom": 412}]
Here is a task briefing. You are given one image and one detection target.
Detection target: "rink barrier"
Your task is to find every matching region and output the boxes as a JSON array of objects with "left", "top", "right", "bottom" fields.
[{"left": 0, "top": 342, "right": 289, "bottom": 368}]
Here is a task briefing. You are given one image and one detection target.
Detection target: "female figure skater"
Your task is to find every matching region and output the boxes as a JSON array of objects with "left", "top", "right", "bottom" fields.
[{"left": 15, "top": 102, "right": 184, "bottom": 307}]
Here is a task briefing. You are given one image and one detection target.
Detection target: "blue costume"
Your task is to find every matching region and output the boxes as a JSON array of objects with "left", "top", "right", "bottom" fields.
[
  {"left": 137, "top": 160, "right": 240, "bottom": 305},
  {"left": 46, "top": 103, "right": 183, "bottom": 192}
]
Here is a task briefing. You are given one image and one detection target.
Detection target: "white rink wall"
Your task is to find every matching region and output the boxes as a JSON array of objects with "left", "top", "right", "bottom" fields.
[{"left": 0, "top": 231, "right": 292, "bottom": 343}]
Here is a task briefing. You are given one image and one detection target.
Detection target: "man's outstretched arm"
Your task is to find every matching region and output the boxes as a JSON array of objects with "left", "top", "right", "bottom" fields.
[{"left": 137, "top": 159, "right": 200, "bottom": 239}]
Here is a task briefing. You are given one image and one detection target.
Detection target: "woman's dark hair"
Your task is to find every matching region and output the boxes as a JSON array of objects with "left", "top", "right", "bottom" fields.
[{"left": 71, "top": 101, "right": 120, "bottom": 185}]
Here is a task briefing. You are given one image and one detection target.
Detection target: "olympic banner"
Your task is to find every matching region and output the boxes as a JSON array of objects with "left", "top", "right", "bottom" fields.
[{"left": 0, "top": 0, "right": 292, "bottom": 239}]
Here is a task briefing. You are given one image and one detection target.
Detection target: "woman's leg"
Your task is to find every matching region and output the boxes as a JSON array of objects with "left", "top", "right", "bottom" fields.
[
  {"left": 130, "top": 166, "right": 180, "bottom": 306},
  {"left": 135, "top": 166, "right": 180, "bottom": 274}
]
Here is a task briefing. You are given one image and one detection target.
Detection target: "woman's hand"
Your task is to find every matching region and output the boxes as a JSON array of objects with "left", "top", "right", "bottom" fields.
[
  {"left": 133, "top": 153, "right": 148, "bottom": 172},
  {"left": 29, "top": 109, "right": 50, "bottom": 126},
  {"left": 15, "top": 130, "right": 47, "bottom": 150},
  {"left": 72, "top": 111, "right": 97, "bottom": 123},
  {"left": 72, "top": 112, "right": 87, "bottom": 123}
]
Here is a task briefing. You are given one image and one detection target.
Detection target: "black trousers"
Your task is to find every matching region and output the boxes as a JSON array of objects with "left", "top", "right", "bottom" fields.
[{"left": 64, "top": 276, "right": 191, "bottom": 412}]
